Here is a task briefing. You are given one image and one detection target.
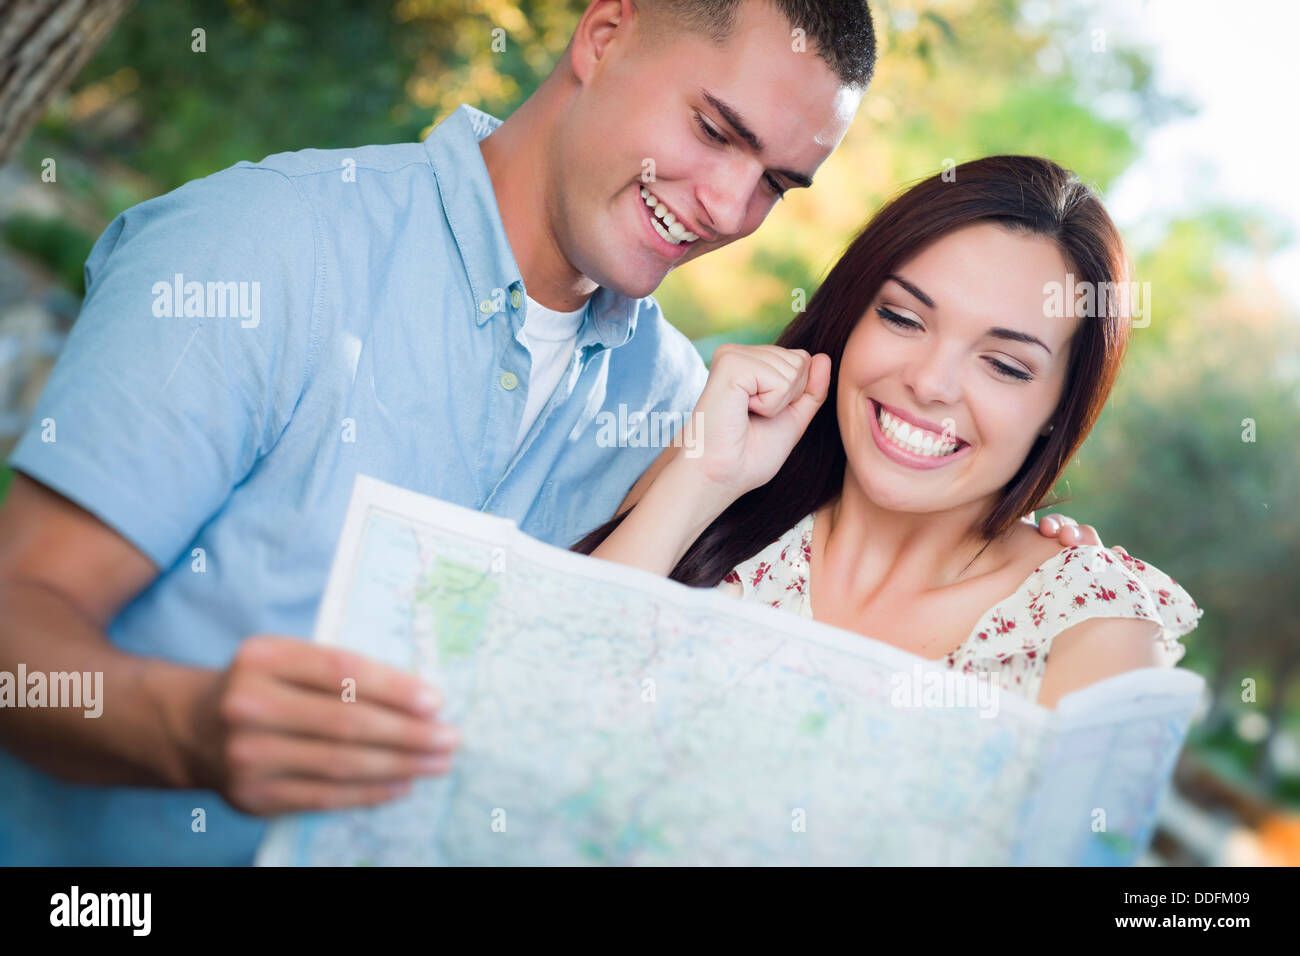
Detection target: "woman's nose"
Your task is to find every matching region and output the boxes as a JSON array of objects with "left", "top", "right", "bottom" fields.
[{"left": 904, "top": 346, "right": 963, "bottom": 406}]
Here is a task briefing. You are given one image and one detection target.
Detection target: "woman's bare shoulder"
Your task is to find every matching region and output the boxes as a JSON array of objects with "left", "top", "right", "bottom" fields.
[{"left": 995, "top": 519, "right": 1078, "bottom": 580}]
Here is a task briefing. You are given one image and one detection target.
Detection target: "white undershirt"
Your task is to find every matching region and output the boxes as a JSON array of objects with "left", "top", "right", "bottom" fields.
[{"left": 511, "top": 293, "right": 588, "bottom": 454}]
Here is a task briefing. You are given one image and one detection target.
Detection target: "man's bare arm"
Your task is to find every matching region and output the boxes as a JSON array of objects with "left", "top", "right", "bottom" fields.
[
  {"left": 0, "top": 472, "right": 205, "bottom": 788},
  {"left": 0, "top": 472, "right": 460, "bottom": 813}
]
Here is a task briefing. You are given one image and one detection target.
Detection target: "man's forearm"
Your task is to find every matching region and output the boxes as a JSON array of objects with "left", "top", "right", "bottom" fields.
[{"left": 0, "top": 579, "right": 213, "bottom": 789}]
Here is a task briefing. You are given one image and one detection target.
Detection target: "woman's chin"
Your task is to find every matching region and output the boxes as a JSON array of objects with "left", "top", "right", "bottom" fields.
[
  {"left": 858, "top": 478, "right": 942, "bottom": 514},
  {"left": 855, "top": 465, "right": 997, "bottom": 517}
]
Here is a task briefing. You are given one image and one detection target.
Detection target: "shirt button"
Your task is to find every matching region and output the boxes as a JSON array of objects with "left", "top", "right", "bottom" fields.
[
  {"left": 510, "top": 288, "right": 522, "bottom": 309},
  {"left": 479, "top": 299, "right": 493, "bottom": 314},
  {"left": 499, "top": 371, "right": 518, "bottom": 390}
]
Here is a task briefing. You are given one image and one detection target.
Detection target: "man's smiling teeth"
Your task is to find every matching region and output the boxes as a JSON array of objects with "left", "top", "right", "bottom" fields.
[
  {"left": 878, "top": 405, "right": 961, "bottom": 457},
  {"left": 641, "top": 187, "right": 700, "bottom": 244}
]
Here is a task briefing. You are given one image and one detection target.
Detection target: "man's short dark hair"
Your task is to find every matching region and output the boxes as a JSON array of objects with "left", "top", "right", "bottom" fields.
[{"left": 636, "top": 0, "right": 877, "bottom": 90}]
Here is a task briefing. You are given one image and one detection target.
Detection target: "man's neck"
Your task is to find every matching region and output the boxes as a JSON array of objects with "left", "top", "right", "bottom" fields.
[{"left": 477, "top": 82, "right": 598, "bottom": 313}]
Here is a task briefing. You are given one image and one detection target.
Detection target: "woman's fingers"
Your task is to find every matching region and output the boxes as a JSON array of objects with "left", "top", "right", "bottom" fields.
[
  {"left": 750, "top": 345, "right": 811, "bottom": 382},
  {"left": 694, "top": 344, "right": 830, "bottom": 496},
  {"left": 737, "top": 349, "right": 815, "bottom": 417},
  {"left": 777, "top": 353, "right": 831, "bottom": 435},
  {"left": 763, "top": 352, "right": 812, "bottom": 417},
  {"left": 712, "top": 348, "right": 792, "bottom": 416}
]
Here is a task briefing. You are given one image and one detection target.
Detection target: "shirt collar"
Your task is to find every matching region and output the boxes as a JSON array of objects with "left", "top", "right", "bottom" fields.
[{"left": 422, "top": 104, "right": 638, "bottom": 352}]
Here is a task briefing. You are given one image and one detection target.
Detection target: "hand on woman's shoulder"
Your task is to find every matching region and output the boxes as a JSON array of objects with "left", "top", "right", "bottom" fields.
[{"left": 1003, "top": 517, "right": 1097, "bottom": 580}]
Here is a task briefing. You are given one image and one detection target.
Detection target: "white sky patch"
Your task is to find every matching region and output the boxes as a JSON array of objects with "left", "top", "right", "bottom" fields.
[{"left": 1099, "top": 0, "right": 1300, "bottom": 307}]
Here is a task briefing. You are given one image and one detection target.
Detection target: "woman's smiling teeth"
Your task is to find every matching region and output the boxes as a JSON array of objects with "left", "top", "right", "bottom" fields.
[
  {"left": 877, "top": 405, "right": 962, "bottom": 457},
  {"left": 641, "top": 187, "right": 700, "bottom": 244}
]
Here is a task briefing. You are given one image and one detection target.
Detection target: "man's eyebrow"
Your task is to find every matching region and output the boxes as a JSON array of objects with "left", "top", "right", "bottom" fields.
[
  {"left": 700, "top": 89, "right": 815, "bottom": 189},
  {"left": 885, "top": 274, "right": 1052, "bottom": 355}
]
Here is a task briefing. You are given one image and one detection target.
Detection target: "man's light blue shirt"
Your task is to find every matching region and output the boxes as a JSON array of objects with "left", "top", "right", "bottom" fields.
[{"left": 2, "top": 104, "right": 707, "bottom": 864}]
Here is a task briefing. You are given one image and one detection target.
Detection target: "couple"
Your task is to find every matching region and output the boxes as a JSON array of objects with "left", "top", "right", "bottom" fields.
[
  {"left": 0, "top": 0, "right": 1189, "bottom": 866},
  {"left": 574, "top": 155, "right": 1202, "bottom": 708}
]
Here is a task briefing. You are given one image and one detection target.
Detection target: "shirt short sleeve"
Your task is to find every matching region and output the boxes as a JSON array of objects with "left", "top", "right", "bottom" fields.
[
  {"left": 965, "top": 545, "right": 1203, "bottom": 667},
  {"left": 6, "top": 165, "right": 319, "bottom": 570}
]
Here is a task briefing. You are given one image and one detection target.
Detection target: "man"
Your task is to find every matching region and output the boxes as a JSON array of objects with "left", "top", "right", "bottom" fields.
[{"left": 0, "top": 0, "right": 1095, "bottom": 864}]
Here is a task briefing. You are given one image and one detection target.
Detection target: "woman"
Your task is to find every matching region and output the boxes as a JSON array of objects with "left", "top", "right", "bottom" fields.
[{"left": 573, "top": 155, "right": 1201, "bottom": 708}]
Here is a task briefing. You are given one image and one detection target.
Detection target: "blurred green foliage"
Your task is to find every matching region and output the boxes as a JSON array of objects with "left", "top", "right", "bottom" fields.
[
  {"left": 29, "top": 0, "right": 590, "bottom": 199},
  {"left": 3, "top": 214, "right": 96, "bottom": 295}
]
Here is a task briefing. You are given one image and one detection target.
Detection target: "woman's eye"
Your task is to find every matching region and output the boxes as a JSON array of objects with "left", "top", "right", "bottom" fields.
[
  {"left": 765, "top": 175, "right": 788, "bottom": 198},
  {"left": 987, "top": 358, "right": 1033, "bottom": 382},
  {"left": 876, "top": 306, "right": 920, "bottom": 330},
  {"left": 875, "top": 305, "right": 1033, "bottom": 382},
  {"left": 695, "top": 114, "right": 727, "bottom": 144}
]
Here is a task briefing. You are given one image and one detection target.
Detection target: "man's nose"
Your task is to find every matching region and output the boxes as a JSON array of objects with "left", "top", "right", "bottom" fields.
[{"left": 696, "top": 162, "right": 757, "bottom": 240}]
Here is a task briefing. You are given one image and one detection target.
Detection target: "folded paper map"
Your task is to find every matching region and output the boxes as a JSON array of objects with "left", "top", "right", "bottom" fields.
[{"left": 256, "top": 475, "right": 1206, "bottom": 866}]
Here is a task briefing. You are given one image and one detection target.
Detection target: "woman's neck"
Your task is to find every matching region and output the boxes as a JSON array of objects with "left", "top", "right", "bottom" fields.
[{"left": 815, "top": 477, "right": 1002, "bottom": 610}]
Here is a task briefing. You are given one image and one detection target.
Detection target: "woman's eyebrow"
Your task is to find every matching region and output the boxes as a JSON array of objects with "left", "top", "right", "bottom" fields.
[
  {"left": 886, "top": 274, "right": 934, "bottom": 308},
  {"left": 988, "top": 328, "right": 1052, "bottom": 355},
  {"left": 886, "top": 274, "right": 1052, "bottom": 355}
]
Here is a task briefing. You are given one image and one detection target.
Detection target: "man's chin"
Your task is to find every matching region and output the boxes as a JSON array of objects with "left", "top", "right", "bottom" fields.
[{"left": 591, "top": 265, "right": 669, "bottom": 302}]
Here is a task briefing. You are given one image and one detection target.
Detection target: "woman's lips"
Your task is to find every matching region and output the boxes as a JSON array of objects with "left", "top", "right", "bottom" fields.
[
  {"left": 874, "top": 398, "right": 966, "bottom": 443},
  {"left": 867, "top": 398, "right": 973, "bottom": 471}
]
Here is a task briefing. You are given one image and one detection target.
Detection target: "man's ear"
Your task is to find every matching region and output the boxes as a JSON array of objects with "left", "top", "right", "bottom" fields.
[{"left": 570, "top": 0, "right": 637, "bottom": 86}]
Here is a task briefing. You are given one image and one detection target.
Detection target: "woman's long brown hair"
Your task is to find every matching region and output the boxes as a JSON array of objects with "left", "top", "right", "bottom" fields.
[{"left": 572, "top": 155, "right": 1132, "bottom": 587}]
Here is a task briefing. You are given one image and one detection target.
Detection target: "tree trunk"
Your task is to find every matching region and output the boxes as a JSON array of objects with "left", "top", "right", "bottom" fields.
[{"left": 0, "top": 0, "right": 132, "bottom": 165}]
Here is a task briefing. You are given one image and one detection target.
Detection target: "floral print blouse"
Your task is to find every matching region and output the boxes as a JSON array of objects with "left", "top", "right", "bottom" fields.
[{"left": 715, "top": 511, "right": 1202, "bottom": 704}]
